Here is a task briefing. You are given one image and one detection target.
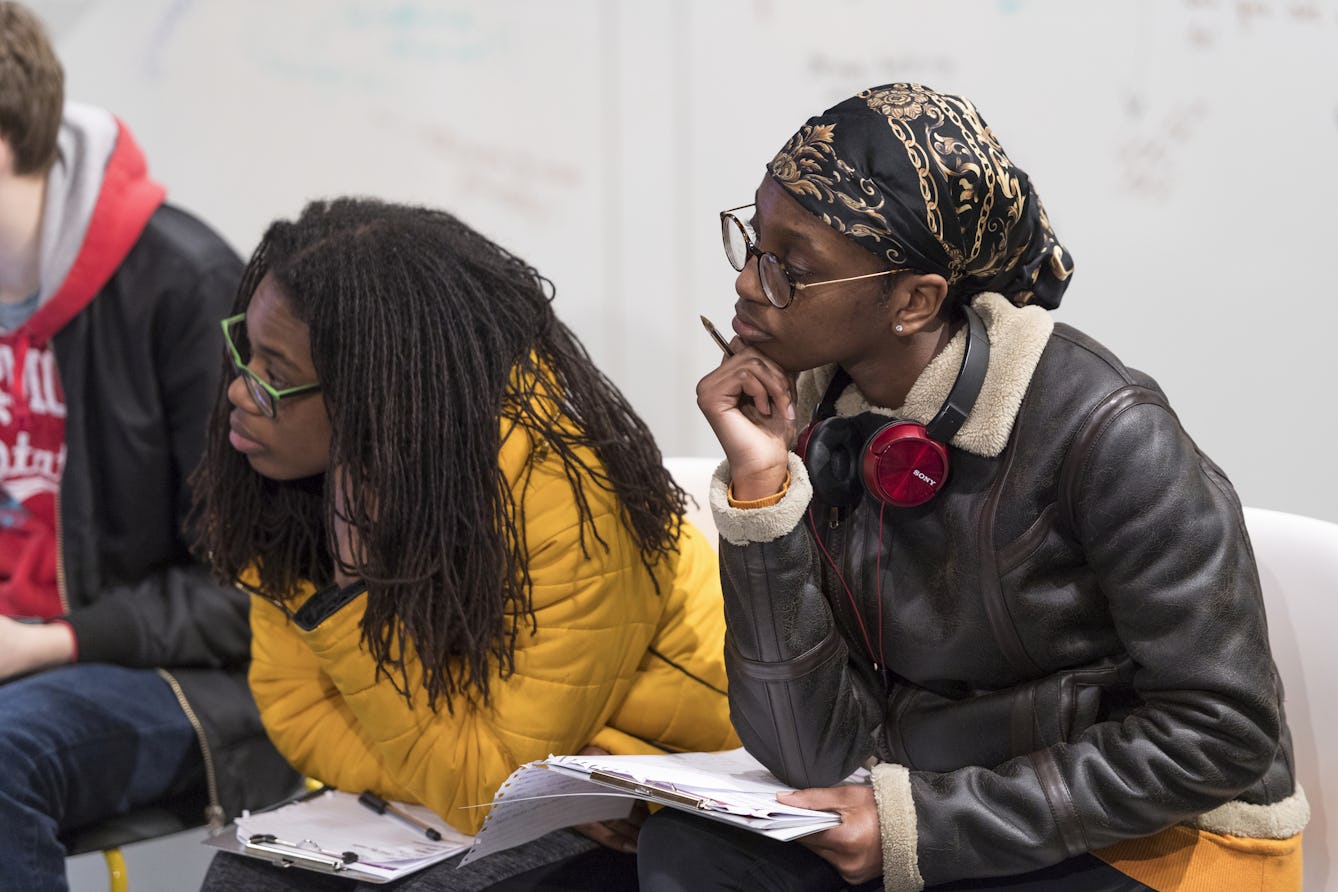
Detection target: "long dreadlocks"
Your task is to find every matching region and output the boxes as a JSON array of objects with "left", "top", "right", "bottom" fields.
[{"left": 190, "top": 197, "right": 687, "bottom": 711}]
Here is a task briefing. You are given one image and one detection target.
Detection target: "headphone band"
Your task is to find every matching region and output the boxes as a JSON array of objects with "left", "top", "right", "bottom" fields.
[
  {"left": 814, "top": 366, "right": 853, "bottom": 423},
  {"left": 924, "top": 304, "right": 989, "bottom": 443},
  {"left": 812, "top": 304, "right": 990, "bottom": 441}
]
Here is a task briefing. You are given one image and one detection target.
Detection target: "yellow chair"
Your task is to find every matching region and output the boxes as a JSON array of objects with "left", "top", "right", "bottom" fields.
[
  {"left": 61, "top": 794, "right": 204, "bottom": 892},
  {"left": 63, "top": 780, "right": 312, "bottom": 891}
]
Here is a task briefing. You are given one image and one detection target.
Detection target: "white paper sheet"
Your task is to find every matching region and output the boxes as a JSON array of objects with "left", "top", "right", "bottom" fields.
[
  {"left": 458, "top": 763, "right": 637, "bottom": 865},
  {"left": 462, "top": 747, "right": 853, "bottom": 865}
]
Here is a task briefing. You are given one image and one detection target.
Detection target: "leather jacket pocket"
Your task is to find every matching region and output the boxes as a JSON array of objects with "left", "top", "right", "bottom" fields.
[{"left": 882, "top": 656, "right": 1134, "bottom": 772}]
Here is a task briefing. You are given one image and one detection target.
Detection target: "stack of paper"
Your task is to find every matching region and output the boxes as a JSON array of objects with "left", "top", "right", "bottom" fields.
[
  {"left": 462, "top": 747, "right": 858, "bottom": 865},
  {"left": 226, "top": 789, "right": 473, "bottom": 883}
]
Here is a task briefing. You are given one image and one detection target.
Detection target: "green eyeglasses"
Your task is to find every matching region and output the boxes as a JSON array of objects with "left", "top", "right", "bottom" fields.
[{"left": 221, "top": 314, "right": 321, "bottom": 418}]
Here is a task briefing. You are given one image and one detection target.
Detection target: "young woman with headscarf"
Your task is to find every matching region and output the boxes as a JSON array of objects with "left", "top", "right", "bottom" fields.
[{"left": 637, "top": 84, "right": 1307, "bottom": 892}]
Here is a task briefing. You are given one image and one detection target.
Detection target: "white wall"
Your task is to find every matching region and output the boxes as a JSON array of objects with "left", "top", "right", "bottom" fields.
[{"left": 32, "top": 0, "right": 1338, "bottom": 523}]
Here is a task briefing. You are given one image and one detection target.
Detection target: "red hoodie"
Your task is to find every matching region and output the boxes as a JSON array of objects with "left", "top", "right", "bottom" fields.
[{"left": 0, "top": 116, "right": 164, "bottom": 617}]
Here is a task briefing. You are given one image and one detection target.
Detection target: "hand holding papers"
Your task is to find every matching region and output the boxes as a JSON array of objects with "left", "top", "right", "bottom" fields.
[
  {"left": 463, "top": 747, "right": 864, "bottom": 865},
  {"left": 214, "top": 788, "right": 474, "bottom": 883}
]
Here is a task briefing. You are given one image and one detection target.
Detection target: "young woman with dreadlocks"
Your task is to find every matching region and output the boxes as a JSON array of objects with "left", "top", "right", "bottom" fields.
[{"left": 190, "top": 197, "right": 737, "bottom": 891}]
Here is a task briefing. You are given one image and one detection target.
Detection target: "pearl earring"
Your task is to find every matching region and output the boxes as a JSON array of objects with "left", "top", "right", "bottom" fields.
[{"left": 895, "top": 324, "right": 904, "bottom": 333}]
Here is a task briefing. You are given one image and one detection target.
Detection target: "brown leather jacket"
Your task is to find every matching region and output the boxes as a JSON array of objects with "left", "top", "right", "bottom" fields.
[{"left": 711, "top": 294, "right": 1305, "bottom": 888}]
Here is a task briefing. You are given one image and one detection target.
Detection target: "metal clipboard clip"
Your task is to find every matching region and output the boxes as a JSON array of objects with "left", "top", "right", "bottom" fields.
[
  {"left": 587, "top": 770, "right": 712, "bottom": 810},
  {"left": 243, "top": 833, "right": 360, "bottom": 873}
]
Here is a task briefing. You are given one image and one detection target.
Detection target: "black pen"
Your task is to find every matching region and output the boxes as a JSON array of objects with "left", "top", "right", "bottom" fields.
[
  {"left": 358, "top": 790, "right": 443, "bottom": 841},
  {"left": 699, "top": 315, "right": 734, "bottom": 357}
]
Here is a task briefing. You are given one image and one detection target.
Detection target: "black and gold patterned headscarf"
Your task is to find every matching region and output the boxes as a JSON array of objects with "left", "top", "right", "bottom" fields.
[{"left": 769, "top": 83, "right": 1074, "bottom": 309}]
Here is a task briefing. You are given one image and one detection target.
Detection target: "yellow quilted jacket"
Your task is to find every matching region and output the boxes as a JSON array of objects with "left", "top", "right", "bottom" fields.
[{"left": 247, "top": 420, "right": 737, "bottom": 835}]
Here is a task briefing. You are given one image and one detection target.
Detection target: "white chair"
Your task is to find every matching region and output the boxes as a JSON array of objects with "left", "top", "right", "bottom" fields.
[
  {"left": 664, "top": 456, "right": 722, "bottom": 546},
  {"left": 1242, "top": 507, "right": 1338, "bottom": 890}
]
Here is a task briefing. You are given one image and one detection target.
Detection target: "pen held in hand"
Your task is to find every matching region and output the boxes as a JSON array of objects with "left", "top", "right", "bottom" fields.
[
  {"left": 358, "top": 790, "right": 443, "bottom": 841},
  {"left": 699, "top": 314, "right": 759, "bottom": 412},
  {"left": 699, "top": 315, "right": 734, "bottom": 357}
]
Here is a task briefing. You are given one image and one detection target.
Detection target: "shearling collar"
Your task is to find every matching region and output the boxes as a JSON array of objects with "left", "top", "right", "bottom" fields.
[{"left": 795, "top": 293, "right": 1054, "bottom": 459}]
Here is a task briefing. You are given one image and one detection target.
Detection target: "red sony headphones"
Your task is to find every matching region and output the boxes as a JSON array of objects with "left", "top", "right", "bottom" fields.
[{"left": 796, "top": 305, "right": 989, "bottom": 508}]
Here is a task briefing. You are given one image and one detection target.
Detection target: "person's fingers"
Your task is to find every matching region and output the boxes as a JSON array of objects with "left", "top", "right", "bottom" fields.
[
  {"left": 776, "top": 788, "right": 840, "bottom": 810},
  {"left": 778, "top": 787, "right": 882, "bottom": 885},
  {"left": 572, "top": 820, "right": 638, "bottom": 853},
  {"left": 624, "top": 800, "right": 650, "bottom": 828},
  {"left": 697, "top": 348, "right": 791, "bottom": 413}
]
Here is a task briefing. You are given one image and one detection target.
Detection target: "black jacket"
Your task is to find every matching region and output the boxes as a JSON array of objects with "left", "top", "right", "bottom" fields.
[
  {"left": 711, "top": 295, "right": 1305, "bottom": 889},
  {"left": 54, "top": 203, "right": 297, "bottom": 825}
]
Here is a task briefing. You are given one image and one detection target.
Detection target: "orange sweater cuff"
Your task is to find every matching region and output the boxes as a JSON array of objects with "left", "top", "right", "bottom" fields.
[{"left": 727, "top": 471, "right": 791, "bottom": 509}]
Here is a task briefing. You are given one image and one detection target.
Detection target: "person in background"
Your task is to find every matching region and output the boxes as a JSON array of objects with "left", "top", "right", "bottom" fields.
[
  {"left": 191, "top": 197, "right": 737, "bottom": 891},
  {"left": 638, "top": 83, "right": 1307, "bottom": 891},
  {"left": 0, "top": 3, "right": 298, "bottom": 889}
]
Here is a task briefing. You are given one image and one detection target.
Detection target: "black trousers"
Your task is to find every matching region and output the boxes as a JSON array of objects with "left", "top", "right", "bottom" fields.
[
  {"left": 201, "top": 829, "right": 639, "bottom": 891},
  {"left": 636, "top": 808, "right": 1154, "bottom": 892}
]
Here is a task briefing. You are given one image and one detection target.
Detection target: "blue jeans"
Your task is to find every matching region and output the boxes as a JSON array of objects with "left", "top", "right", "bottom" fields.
[{"left": 0, "top": 664, "right": 203, "bottom": 892}]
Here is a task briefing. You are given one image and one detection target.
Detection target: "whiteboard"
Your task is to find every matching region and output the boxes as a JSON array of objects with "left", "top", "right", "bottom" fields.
[{"left": 34, "top": 0, "right": 1338, "bottom": 523}]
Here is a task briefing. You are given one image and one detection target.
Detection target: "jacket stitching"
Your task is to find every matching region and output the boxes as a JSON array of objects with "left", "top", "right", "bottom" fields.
[
  {"left": 979, "top": 415, "right": 1043, "bottom": 676},
  {"left": 1029, "top": 749, "right": 1090, "bottom": 856}
]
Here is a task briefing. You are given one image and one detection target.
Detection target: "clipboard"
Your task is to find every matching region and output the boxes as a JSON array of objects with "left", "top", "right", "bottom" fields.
[
  {"left": 542, "top": 761, "right": 840, "bottom": 832},
  {"left": 586, "top": 769, "right": 718, "bottom": 810},
  {"left": 203, "top": 787, "right": 472, "bottom": 884},
  {"left": 203, "top": 814, "right": 399, "bottom": 883},
  {"left": 242, "top": 833, "right": 359, "bottom": 873},
  {"left": 204, "top": 826, "right": 384, "bottom": 881},
  {"left": 463, "top": 749, "right": 847, "bottom": 866},
  {"left": 541, "top": 750, "right": 851, "bottom": 832}
]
